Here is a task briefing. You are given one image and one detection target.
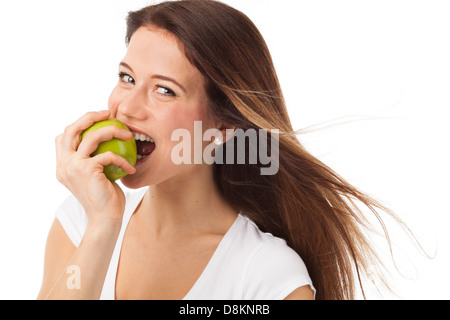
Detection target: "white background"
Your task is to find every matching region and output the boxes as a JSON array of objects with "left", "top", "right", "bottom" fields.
[{"left": 0, "top": 0, "right": 448, "bottom": 299}]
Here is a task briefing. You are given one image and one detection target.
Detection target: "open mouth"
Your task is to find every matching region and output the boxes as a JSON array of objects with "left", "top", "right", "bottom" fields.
[{"left": 132, "top": 131, "right": 156, "bottom": 162}]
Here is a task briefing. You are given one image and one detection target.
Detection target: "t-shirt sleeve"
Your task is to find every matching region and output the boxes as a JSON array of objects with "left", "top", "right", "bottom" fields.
[
  {"left": 54, "top": 195, "right": 88, "bottom": 247},
  {"left": 243, "top": 238, "right": 315, "bottom": 300}
]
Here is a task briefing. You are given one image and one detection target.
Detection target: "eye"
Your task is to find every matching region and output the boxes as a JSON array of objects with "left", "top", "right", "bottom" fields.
[
  {"left": 118, "top": 72, "right": 135, "bottom": 84},
  {"left": 155, "top": 85, "right": 176, "bottom": 97}
]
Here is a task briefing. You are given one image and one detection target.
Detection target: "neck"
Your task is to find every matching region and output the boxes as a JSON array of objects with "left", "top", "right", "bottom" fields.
[{"left": 137, "top": 166, "right": 238, "bottom": 238}]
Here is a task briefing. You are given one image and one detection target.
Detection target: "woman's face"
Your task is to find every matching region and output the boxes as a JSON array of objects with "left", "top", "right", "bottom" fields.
[{"left": 108, "top": 26, "right": 216, "bottom": 189}]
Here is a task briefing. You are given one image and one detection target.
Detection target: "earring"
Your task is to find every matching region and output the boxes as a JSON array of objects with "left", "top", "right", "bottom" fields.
[{"left": 214, "top": 136, "right": 223, "bottom": 146}]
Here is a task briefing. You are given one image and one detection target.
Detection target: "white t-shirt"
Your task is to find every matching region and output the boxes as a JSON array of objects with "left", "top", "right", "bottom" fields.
[{"left": 55, "top": 187, "right": 315, "bottom": 300}]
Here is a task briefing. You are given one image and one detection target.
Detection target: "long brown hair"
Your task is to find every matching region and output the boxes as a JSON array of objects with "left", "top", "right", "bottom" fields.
[{"left": 125, "top": 0, "right": 414, "bottom": 299}]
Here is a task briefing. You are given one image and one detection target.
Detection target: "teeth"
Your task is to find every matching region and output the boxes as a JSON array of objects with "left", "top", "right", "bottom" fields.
[
  {"left": 137, "top": 154, "right": 149, "bottom": 160},
  {"left": 134, "top": 133, "right": 154, "bottom": 143}
]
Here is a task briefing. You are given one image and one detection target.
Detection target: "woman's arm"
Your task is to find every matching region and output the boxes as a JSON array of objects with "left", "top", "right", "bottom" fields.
[
  {"left": 38, "top": 110, "right": 135, "bottom": 299},
  {"left": 37, "top": 218, "right": 121, "bottom": 300}
]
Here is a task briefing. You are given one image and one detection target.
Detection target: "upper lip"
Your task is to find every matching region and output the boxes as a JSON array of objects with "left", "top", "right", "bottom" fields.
[{"left": 124, "top": 123, "right": 154, "bottom": 141}]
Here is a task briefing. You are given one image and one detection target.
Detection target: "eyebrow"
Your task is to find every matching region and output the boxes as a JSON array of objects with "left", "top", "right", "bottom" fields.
[{"left": 119, "top": 61, "right": 186, "bottom": 93}]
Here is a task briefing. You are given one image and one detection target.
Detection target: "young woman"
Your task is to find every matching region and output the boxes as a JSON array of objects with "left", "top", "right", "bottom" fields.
[{"left": 38, "top": 0, "right": 407, "bottom": 300}]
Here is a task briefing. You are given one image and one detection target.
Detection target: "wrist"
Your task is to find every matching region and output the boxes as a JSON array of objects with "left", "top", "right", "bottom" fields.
[{"left": 85, "top": 217, "right": 123, "bottom": 243}]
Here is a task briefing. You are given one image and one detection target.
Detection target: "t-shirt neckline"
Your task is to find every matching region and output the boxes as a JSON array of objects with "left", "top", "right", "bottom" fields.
[{"left": 107, "top": 187, "right": 243, "bottom": 300}]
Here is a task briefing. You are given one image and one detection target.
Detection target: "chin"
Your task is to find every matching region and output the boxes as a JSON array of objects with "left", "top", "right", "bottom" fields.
[
  {"left": 120, "top": 162, "right": 201, "bottom": 190},
  {"left": 120, "top": 167, "right": 170, "bottom": 190},
  {"left": 120, "top": 174, "right": 150, "bottom": 190}
]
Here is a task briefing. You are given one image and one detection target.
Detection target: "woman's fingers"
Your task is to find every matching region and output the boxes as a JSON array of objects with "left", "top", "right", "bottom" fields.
[
  {"left": 61, "top": 110, "right": 111, "bottom": 153},
  {"left": 77, "top": 125, "right": 133, "bottom": 157},
  {"left": 55, "top": 133, "right": 64, "bottom": 160},
  {"left": 94, "top": 152, "right": 137, "bottom": 175}
]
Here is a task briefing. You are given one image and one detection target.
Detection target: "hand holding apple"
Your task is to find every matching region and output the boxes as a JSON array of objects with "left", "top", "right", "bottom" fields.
[{"left": 56, "top": 111, "right": 137, "bottom": 228}]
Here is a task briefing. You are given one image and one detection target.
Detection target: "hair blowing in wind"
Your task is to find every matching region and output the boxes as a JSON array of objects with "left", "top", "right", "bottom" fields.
[{"left": 125, "top": 0, "right": 420, "bottom": 299}]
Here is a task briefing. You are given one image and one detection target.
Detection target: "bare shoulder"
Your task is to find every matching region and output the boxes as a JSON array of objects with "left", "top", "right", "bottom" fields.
[
  {"left": 284, "top": 285, "right": 315, "bottom": 300},
  {"left": 37, "top": 218, "right": 76, "bottom": 299}
]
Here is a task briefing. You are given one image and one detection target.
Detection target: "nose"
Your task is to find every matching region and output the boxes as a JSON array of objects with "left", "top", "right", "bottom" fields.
[{"left": 110, "top": 86, "right": 149, "bottom": 120}]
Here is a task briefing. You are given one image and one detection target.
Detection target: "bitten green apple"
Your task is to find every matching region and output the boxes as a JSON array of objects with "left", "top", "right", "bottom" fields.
[{"left": 81, "top": 118, "right": 137, "bottom": 181}]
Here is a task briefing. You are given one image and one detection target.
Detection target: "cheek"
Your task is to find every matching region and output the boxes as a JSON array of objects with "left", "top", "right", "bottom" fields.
[
  {"left": 160, "top": 104, "right": 207, "bottom": 133},
  {"left": 158, "top": 108, "right": 196, "bottom": 159},
  {"left": 157, "top": 104, "right": 214, "bottom": 157}
]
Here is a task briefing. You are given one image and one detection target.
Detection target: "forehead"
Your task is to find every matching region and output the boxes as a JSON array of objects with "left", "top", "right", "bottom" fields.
[{"left": 125, "top": 26, "right": 205, "bottom": 89}]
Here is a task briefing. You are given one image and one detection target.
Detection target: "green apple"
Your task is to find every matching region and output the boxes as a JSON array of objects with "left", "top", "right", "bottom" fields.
[{"left": 81, "top": 118, "right": 137, "bottom": 181}]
